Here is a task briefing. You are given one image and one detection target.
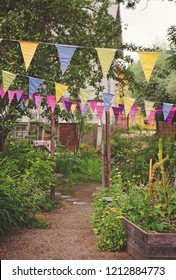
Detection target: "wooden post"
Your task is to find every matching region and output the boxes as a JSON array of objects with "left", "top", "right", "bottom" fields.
[
  {"left": 50, "top": 110, "right": 55, "bottom": 204},
  {"left": 106, "top": 111, "right": 111, "bottom": 190},
  {"left": 101, "top": 142, "right": 105, "bottom": 188}
]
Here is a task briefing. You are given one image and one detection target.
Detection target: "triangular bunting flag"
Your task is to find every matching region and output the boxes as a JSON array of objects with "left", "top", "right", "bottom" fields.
[
  {"left": 144, "top": 100, "right": 155, "bottom": 119},
  {"left": 34, "top": 95, "right": 43, "bottom": 109},
  {"left": 156, "top": 106, "right": 163, "bottom": 117},
  {"left": 55, "top": 45, "right": 78, "bottom": 75},
  {"left": 129, "top": 105, "right": 138, "bottom": 123},
  {"left": 2, "top": 71, "right": 17, "bottom": 93},
  {"left": 20, "top": 100, "right": 24, "bottom": 110},
  {"left": 8, "top": 90, "right": 15, "bottom": 104},
  {"left": 19, "top": 41, "right": 39, "bottom": 70},
  {"left": 138, "top": 52, "right": 159, "bottom": 82},
  {"left": 58, "top": 102, "right": 65, "bottom": 111},
  {"left": 96, "top": 105, "right": 104, "bottom": 120},
  {"left": 29, "top": 77, "right": 43, "bottom": 96},
  {"left": 81, "top": 103, "right": 89, "bottom": 117},
  {"left": 148, "top": 110, "right": 156, "bottom": 125},
  {"left": 47, "top": 95, "right": 56, "bottom": 113},
  {"left": 112, "top": 107, "right": 121, "bottom": 121},
  {"left": 79, "top": 88, "right": 92, "bottom": 106},
  {"left": 15, "top": 90, "right": 23, "bottom": 101},
  {"left": 123, "top": 97, "right": 135, "bottom": 116},
  {"left": 102, "top": 92, "right": 114, "bottom": 112},
  {"left": 0, "top": 86, "right": 5, "bottom": 99},
  {"left": 64, "top": 100, "right": 72, "bottom": 113},
  {"left": 163, "top": 102, "right": 173, "bottom": 121},
  {"left": 96, "top": 48, "right": 116, "bottom": 76},
  {"left": 55, "top": 83, "right": 68, "bottom": 103},
  {"left": 167, "top": 107, "right": 176, "bottom": 125},
  {"left": 89, "top": 100, "right": 98, "bottom": 112}
]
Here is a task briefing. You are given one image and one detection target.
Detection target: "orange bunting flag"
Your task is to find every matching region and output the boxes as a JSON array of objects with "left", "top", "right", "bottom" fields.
[
  {"left": 55, "top": 83, "right": 69, "bottom": 103},
  {"left": 2, "top": 71, "right": 17, "bottom": 93},
  {"left": 138, "top": 52, "right": 159, "bottom": 82},
  {"left": 96, "top": 48, "right": 117, "bottom": 77},
  {"left": 123, "top": 97, "right": 135, "bottom": 116},
  {"left": 19, "top": 41, "right": 39, "bottom": 70}
]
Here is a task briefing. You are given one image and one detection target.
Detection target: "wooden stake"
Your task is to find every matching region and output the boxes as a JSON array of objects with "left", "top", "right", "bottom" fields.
[
  {"left": 106, "top": 111, "right": 111, "bottom": 190},
  {"left": 50, "top": 110, "right": 55, "bottom": 204}
]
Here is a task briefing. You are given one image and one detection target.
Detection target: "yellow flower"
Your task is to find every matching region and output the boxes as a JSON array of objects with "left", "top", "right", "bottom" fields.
[{"left": 116, "top": 215, "right": 123, "bottom": 219}]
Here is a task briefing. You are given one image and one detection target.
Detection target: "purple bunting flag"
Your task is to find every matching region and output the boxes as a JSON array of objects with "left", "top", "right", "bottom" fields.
[
  {"left": 22, "top": 93, "right": 29, "bottom": 104},
  {"left": 64, "top": 100, "right": 72, "bottom": 113},
  {"left": 56, "top": 45, "right": 78, "bottom": 75},
  {"left": 112, "top": 107, "right": 121, "bottom": 121},
  {"left": 81, "top": 103, "right": 89, "bottom": 117},
  {"left": 34, "top": 95, "right": 43, "bottom": 109},
  {"left": 129, "top": 105, "right": 138, "bottom": 123}
]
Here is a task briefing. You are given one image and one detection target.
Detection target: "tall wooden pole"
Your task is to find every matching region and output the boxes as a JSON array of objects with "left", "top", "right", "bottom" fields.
[
  {"left": 106, "top": 110, "right": 111, "bottom": 190},
  {"left": 50, "top": 110, "right": 55, "bottom": 204}
]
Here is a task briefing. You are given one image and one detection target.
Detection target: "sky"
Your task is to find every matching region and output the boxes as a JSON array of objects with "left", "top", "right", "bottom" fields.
[{"left": 109, "top": 0, "right": 176, "bottom": 59}]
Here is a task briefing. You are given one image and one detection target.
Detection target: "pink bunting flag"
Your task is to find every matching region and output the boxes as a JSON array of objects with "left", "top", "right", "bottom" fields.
[
  {"left": 156, "top": 106, "right": 163, "bottom": 117},
  {"left": 129, "top": 105, "right": 138, "bottom": 123},
  {"left": 0, "top": 86, "right": 5, "bottom": 99},
  {"left": 96, "top": 105, "right": 104, "bottom": 120},
  {"left": 15, "top": 90, "right": 23, "bottom": 101},
  {"left": 167, "top": 107, "right": 176, "bottom": 125},
  {"left": 47, "top": 95, "right": 56, "bottom": 113},
  {"left": 112, "top": 107, "right": 121, "bottom": 121},
  {"left": 89, "top": 100, "right": 98, "bottom": 112},
  {"left": 34, "top": 95, "right": 43, "bottom": 109},
  {"left": 8, "top": 90, "right": 15, "bottom": 104},
  {"left": 147, "top": 110, "right": 156, "bottom": 125}
]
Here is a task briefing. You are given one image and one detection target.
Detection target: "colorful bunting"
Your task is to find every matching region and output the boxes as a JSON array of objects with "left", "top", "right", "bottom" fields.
[
  {"left": 79, "top": 88, "right": 92, "bottom": 106},
  {"left": 96, "top": 48, "right": 116, "bottom": 76},
  {"left": 89, "top": 100, "right": 98, "bottom": 112},
  {"left": 81, "top": 103, "right": 89, "bottom": 117},
  {"left": 102, "top": 93, "right": 114, "bottom": 112},
  {"left": 148, "top": 110, "right": 156, "bottom": 125},
  {"left": 167, "top": 107, "right": 176, "bottom": 124},
  {"left": 8, "top": 90, "right": 15, "bottom": 104},
  {"left": 0, "top": 86, "right": 5, "bottom": 99},
  {"left": 64, "top": 100, "right": 72, "bottom": 113},
  {"left": 55, "top": 83, "right": 68, "bottom": 103},
  {"left": 15, "top": 90, "right": 23, "bottom": 101},
  {"left": 58, "top": 102, "right": 65, "bottom": 111},
  {"left": 2, "top": 71, "right": 17, "bottom": 93},
  {"left": 129, "top": 105, "right": 138, "bottom": 123},
  {"left": 55, "top": 45, "right": 78, "bottom": 75},
  {"left": 34, "top": 95, "right": 43, "bottom": 109},
  {"left": 47, "top": 95, "right": 56, "bottom": 113},
  {"left": 19, "top": 41, "right": 39, "bottom": 70},
  {"left": 123, "top": 97, "right": 135, "bottom": 116},
  {"left": 163, "top": 102, "right": 173, "bottom": 121},
  {"left": 96, "top": 105, "right": 104, "bottom": 120},
  {"left": 22, "top": 94, "right": 29, "bottom": 104},
  {"left": 29, "top": 77, "right": 43, "bottom": 96},
  {"left": 144, "top": 100, "right": 155, "bottom": 119},
  {"left": 138, "top": 52, "right": 159, "bottom": 82},
  {"left": 112, "top": 107, "right": 121, "bottom": 121}
]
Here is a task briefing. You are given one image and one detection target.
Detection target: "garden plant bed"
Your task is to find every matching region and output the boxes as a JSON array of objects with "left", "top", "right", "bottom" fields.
[{"left": 122, "top": 217, "right": 176, "bottom": 260}]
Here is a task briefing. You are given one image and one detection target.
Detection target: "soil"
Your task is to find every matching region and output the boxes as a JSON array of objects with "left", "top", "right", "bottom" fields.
[{"left": 0, "top": 184, "right": 133, "bottom": 260}]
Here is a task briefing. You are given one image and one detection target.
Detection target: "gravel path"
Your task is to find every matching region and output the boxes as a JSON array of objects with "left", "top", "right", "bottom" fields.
[{"left": 0, "top": 184, "right": 133, "bottom": 260}]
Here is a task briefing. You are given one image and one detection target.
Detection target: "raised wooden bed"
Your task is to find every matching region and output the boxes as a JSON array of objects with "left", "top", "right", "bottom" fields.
[{"left": 122, "top": 217, "right": 176, "bottom": 260}]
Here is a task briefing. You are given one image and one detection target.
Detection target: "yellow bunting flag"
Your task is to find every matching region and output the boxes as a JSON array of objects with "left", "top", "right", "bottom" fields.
[
  {"left": 19, "top": 41, "right": 39, "bottom": 70},
  {"left": 2, "top": 71, "right": 17, "bottom": 93},
  {"left": 138, "top": 52, "right": 159, "bottom": 82},
  {"left": 144, "top": 100, "right": 155, "bottom": 120},
  {"left": 96, "top": 48, "right": 117, "bottom": 77},
  {"left": 123, "top": 96, "right": 135, "bottom": 116},
  {"left": 79, "top": 88, "right": 92, "bottom": 106},
  {"left": 71, "top": 103, "right": 77, "bottom": 114},
  {"left": 58, "top": 102, "right": 65, "bottom": 111},
  {"left": 55, "top": 83, "right": 68, "bottom": 103}
]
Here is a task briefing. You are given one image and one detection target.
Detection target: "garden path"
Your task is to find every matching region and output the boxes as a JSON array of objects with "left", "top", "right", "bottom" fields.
[{"left": 0, "top": 184, "right": 133, "bottom": 260}]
